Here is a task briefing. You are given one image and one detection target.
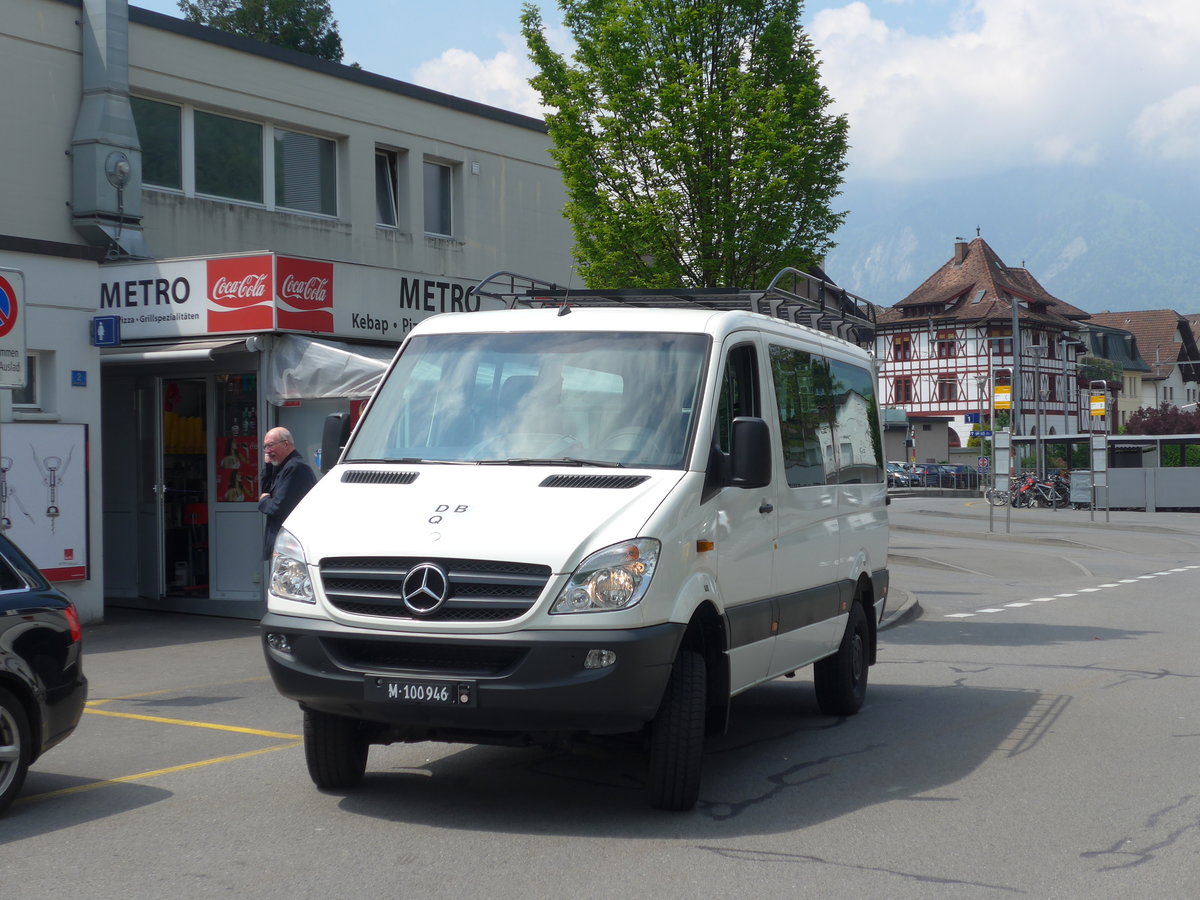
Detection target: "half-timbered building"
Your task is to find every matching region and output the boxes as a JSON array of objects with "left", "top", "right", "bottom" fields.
[{"left": 875, "top": 237, "right": 1091, "bottom": 451}]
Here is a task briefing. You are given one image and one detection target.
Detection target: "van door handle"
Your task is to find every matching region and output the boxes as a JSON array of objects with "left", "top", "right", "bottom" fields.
[{"left": 759, "top": 502, "right": 774, "bottom": 514}]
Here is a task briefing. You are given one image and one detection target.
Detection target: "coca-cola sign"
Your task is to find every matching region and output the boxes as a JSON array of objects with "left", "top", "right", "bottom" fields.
[
  {"left": 276, "top": 256, "right": 334, "bottom": 333},
  {"left": 207, "top": 255, "right": 274, "bottom": 332}
]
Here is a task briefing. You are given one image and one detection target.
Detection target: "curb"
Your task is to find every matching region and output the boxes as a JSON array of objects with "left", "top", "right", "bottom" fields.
[{"left": 880, "top": 586, "right": 921, "bottom": 630}]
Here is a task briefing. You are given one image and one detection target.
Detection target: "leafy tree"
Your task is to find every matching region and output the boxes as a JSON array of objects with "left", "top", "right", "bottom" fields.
[
  {"left": 521, "top": 0, "right": 848, "bottom": 289},
  {"left": 1125, "top": 402, "right": 1200, "bottom": 435},
  {"left": 179, "top": 0, "right": 344, "bottom": 62}
]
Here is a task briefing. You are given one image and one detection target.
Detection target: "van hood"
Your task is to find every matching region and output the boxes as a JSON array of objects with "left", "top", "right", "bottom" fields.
[{"left": 283, "top": 464, "right": 683, "bottom": 573}]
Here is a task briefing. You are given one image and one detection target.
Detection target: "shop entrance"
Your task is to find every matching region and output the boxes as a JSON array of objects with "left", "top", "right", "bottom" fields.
[
  {"left": 102, "top": 362, "right": 266, "bottom": 617},
  {"left": 162, "top": 377, "right": 209, "bottom": 596}
]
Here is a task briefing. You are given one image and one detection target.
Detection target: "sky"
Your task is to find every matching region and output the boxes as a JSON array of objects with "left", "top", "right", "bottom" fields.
[{"left": 131, "top": 1, "right": 1200, "bottom": 309}]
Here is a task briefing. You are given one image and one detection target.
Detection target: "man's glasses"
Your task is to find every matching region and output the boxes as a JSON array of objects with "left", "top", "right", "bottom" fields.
[{"left": 263, "top": 440, "right": 288, "bottom": 449}]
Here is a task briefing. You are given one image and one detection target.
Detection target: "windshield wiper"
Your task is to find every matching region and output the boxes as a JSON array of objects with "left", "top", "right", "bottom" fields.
[{"left": 477, "top": 457, "right": 626, "bottom": 468}]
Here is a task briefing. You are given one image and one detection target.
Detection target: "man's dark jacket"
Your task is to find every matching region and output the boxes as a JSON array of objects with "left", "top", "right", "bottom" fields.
[{"left": 258, "top": 449, "right": 317, "bottom": 560}]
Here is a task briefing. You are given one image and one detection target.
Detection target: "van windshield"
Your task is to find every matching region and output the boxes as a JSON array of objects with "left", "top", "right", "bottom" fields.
[{"left": 346, "top": 331, "right": 710, "bottom": 468}]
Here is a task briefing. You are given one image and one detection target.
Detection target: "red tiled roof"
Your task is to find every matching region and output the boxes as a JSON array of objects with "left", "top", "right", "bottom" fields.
[
  {"left": 877, "top": 237, "right": 1089, "bottom": 330},
  {"left": 1088, "top": 309, "right": 1199, "bottom": 380}
]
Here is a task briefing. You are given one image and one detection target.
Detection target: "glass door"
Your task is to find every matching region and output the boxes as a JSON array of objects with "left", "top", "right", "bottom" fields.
[{"left": 162, "top": 377, "right": 209, "bottom": 597}]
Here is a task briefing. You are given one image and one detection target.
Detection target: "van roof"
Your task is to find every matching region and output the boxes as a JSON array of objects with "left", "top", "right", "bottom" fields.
[{"left": 413, "top": 305, "right": 872, "bottom": 358}]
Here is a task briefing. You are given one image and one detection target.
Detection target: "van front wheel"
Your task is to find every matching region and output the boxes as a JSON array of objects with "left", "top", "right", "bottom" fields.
[
  {"left": 303, "top": 708, "right": 369, "bottom": 790},
  {"left": 814, "top": 602, "right": 869, "bottom": 716},
  {"left": 647, "top": 649, "right": 706, "bottom": 811}
]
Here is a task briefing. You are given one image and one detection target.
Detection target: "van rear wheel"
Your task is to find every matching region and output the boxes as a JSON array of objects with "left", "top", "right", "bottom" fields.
[
  {"left": 303, "top": 708, "right": 369, "bottom": 789},
  {"left": 814, "top": 602, "right": 869, "bottom": 716},
  {"left": 647, "top": 649, "right": 706, "bottom": 811}
]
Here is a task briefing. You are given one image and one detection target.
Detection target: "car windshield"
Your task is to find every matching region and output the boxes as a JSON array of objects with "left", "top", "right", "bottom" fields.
[{"left": 346, "top": 330, "right": 709, "bottom": 468}]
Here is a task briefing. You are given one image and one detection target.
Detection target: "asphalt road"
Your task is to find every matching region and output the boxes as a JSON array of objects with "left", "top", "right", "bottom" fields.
[{"left": 3, "top": 498, "right": 1198, "bottom": 899}]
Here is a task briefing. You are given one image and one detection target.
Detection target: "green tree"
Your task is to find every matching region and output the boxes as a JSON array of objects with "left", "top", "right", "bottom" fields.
[
  {"left": 521, "top": 0, "right": 848, "bottom": 289},
  {"left": 179, "top": 0, "right": 344, "bottom": 62}
]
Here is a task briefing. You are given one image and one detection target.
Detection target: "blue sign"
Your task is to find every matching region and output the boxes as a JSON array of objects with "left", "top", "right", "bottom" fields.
[
  {"left": 92, "top": 315, "right": 121, "bottom": 347},
  {"left": 977, "top": 430, "right": 993, "bottom": 437},
  {"left": 964, "top": 412, "right": 981, "bottom": 424},
  {"left": 71, "top": 370, "right": 87, "bottom": 387}
]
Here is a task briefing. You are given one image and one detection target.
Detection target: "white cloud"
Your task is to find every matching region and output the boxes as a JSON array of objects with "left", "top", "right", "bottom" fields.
[
  {"left": 412, "top": 34, "right": 546, "bottom": 119},
  {"left": 1134, "top": 85, "right": 1200, "bottom": 161},
  {"left": 810, "top": 0, "right": 1200, "bottom": 181}
]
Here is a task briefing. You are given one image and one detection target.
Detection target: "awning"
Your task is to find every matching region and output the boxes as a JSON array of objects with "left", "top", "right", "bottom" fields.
[
  {"left": 99, "top": 337, "right": 258, "bottom": 364},
  {"left": 266, "top": 333, "right": 394, "bottom": 405}
]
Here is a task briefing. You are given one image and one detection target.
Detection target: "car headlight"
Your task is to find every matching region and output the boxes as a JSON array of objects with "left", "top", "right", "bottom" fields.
[
  {"left": 551, "top": 539, "right": 660, "bottom": 614},
  {"left": 270, "top": 528, "right": 315, "bottom": 604}
]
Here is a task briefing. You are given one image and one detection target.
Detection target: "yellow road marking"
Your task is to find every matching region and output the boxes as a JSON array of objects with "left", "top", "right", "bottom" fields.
[
  {"left": 18, "top": 741, "right": 302, "bottom": 804},
  {"left": 84, "top": 707, "right": 300, "bottom": 740}
]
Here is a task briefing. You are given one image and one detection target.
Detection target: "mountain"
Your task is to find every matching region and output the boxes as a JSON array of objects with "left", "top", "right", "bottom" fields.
[{"left": 824, "top": 161, "right": 1200, "bottom": 316}]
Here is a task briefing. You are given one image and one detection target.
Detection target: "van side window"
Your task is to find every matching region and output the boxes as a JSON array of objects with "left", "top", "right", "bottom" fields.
[
  {"left": 827, "top": 358, "right": 885, "bottom": 484},
  {"left": 713, "top": 343, "right": 760, "bottom": 454},
  {"left": 768, "top": 344, "right": 836, "bottom": 487}
]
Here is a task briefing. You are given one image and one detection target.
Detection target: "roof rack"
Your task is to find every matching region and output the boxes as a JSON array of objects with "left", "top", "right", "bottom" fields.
[{"left": 472, "top": 267, "right": 878, "bottom": 345}]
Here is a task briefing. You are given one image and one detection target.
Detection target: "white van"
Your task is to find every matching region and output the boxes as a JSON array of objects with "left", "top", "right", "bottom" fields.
[{"left": 261, "top": 271, "right": 890, "bottom": 811}]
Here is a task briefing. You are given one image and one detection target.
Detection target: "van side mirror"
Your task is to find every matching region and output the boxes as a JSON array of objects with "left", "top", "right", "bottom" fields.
[
  {"left": 730, "top": 416, "right": 771, "bottom": 488},
  {"left": 320, "top": 413, "right": 352, "bottom": 474}
]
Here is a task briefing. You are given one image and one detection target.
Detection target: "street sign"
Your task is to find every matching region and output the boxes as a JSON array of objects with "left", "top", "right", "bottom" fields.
[
  {"left": 1090, "top": 394, "right": 1106, "bottom": 416},
  {"left": 977, "top": 430, "right": 993, "bottom": 437},
  {"left": 978, "top": 456, "right": 990, "bottom": 469},
  {"left": 994, "top": 384, "right": 1011, "bottom": 409},
  {"left": 964, "top": 412, "right": 980, "bottom": 424},
  {"left": 92, "top": 315, "right": 121, "bottom": 347},
  {"left": 0, "top": 269, "right": 27, "bottom": 388}
]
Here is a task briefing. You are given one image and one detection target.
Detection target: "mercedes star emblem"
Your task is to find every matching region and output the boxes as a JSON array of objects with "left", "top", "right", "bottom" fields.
[{"left": 401, "top": 562, "right": 450, "bottom": 616}]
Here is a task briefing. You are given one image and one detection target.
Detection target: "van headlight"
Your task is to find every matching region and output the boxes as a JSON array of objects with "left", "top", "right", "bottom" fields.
[
  {"left": 270, "top": 528, "right": 315, "bottom": 604},
  {"left": 551, "top": 539, "right": 660, "bottom": 614}
]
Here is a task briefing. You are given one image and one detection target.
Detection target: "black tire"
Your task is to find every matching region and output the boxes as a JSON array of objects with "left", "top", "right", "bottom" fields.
[
  {"left": 0, "top": 687, "right": 32, "bottom": 814},
  {"left": 647, "top": 649, "right": 706, "bottom": 811},
  {"left": 814, "top": 602, "right": 869, "bottom": 717},
  {"left": 303, "top": 708, "right": 369, "bottom": 790},
  {"left": 984, "top": 488, "right": 1008, "bottom": 507}
]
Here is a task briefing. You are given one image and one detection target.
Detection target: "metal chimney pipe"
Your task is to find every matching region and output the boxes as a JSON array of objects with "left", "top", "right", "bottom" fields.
[{"left": 71, "top": 0, "right": 149, "bottom": 257}]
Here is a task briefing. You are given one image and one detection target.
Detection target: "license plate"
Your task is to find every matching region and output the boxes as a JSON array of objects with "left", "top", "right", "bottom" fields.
[{"left": 365, "top": 677, "right": 475, "bottom": 706}]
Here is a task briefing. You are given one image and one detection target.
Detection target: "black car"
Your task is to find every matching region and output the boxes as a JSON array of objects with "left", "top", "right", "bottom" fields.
[{"left": 0, "top": 533, "right": 87, "bottom": 814}]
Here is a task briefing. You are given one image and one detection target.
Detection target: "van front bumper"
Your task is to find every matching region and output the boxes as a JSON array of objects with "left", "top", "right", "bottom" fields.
[{"left": 261, "top": 613, "right": 685, "bottom": 737}]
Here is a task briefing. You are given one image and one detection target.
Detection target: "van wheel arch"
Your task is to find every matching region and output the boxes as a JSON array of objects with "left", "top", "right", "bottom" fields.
[{"left": 677, "top": 603, "right": 729, "bottom": 737}]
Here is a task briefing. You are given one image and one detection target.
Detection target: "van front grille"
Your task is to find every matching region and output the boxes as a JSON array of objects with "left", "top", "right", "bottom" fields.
[{"left": 319, "top": 556, "right": 552, "bottom": 622}]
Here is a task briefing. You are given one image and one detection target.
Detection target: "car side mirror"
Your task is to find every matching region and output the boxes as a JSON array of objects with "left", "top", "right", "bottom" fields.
[
  {"left": 320, "top": 413, "right": 352, "bottom": 474},
  {"left": 730, "top": 416, "right": 771, "bottom": 488}
]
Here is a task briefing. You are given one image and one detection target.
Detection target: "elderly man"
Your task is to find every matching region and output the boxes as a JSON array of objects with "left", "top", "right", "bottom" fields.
[{"left": 257, "top": 426, "right": 317, "bottom": 561}]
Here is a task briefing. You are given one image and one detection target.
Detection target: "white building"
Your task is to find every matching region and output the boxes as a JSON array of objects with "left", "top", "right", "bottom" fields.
[{"left": 2, "top": 0, "right": 573, "bottom": 619}]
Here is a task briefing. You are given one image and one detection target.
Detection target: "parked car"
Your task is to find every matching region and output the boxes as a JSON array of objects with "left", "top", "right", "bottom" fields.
[
  {"left": 886, "top": 462, "right": 916, "bottom": 487},
  {"left": 0, "top": 533, "right": 87, "bottom": 814},
  {"left": 941, "top": 464, "right": 976, "bottom": 489},
  {"left": 909, "top": 463, "right": 951, "bottom": 486}
]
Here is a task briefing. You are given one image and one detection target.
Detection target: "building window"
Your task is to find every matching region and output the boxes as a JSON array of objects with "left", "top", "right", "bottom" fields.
[
  {"left": 936, "top": 330, "right": 957, "bottom": 359},
  {"left": 893, "top": 376, "right": 914, "bottom": 404},
  {"left": 274, "top": 129, "right": 336, "bottom": 215},
  {"left": 937, "top": 376, "right": 957, "bottom": 402},
  {"left": 987, "top": 325, "right": 1013, "bottom": 356},
  {"left": 131, "top": 97, "right": 182, "bottom": 189},
  {"left": 423, "top": 161, "right": 453, "bottom": 236},
  {"left": 892, "top": 336, "right": 912, "bottom": 361},
  {"left": 195, "top": 110, "right": 263, "bottom": 203},
  {"left": 376, "top": 149, "right": 399, "bottom": 227},
  {"left": 11, "top": 354, "right": 38, "bottom": 408}
]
